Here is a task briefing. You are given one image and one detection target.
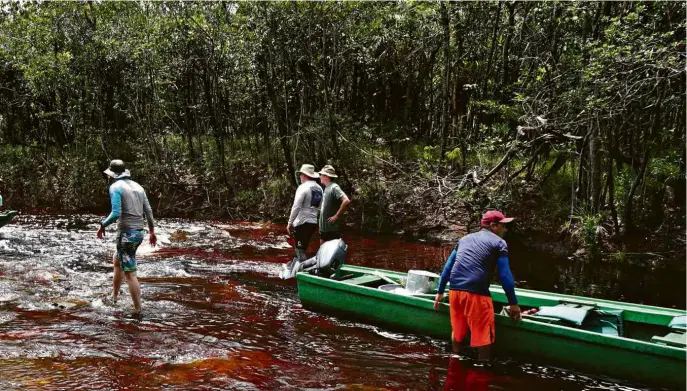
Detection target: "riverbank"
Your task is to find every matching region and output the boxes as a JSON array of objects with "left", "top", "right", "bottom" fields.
[{"left": 6, "top": 169, "right": 685, "bottom": 269}]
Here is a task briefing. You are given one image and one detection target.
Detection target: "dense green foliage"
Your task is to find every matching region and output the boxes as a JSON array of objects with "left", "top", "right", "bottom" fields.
[{"left": 0, "top": 2, "right": 684, "bottom": 249}]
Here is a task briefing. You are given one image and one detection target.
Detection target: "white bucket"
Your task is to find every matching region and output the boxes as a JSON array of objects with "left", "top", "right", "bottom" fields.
[
  {"left": 405, "top": 270, "right": 440, "bottom": 294},
  {"left": 378, "top": 284, "right": 411, "bottom": 295}
]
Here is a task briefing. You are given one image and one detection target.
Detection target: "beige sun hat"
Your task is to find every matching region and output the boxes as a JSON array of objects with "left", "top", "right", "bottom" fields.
[
  {"left": 318, "top": 165, "right": 338, "bottom": 178},
  {"left": 297, "top": 164, "right": 319, "bottom": 179},
  {"left": 103, "top": 159, "right": 131, "bottom": 179}
]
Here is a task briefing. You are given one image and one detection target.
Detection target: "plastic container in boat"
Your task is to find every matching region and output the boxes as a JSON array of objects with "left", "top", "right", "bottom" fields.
[
  {"left": 405, "top": 270, "right": 440, "bottom": 294},
  {"left": 378, "top": 284, "right": 411, "bottom": 295}
]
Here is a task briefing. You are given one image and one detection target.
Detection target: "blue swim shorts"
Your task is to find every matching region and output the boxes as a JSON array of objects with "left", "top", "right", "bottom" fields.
[{"left": 116, "top": 230, "right": 144, "bottom": 272}]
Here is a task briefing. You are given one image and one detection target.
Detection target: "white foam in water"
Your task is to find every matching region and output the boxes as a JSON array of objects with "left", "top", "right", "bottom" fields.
[
  {"left": 137, "top": 242, "right": 158, "bottom": 256},
  {"left": 374, "top": 329, "right": 417, "bottom": 342},
  {"left": 0, "top": 289, "right": 21, "bottom": 302},
  {"left": 273, "top": 240, "right": 292, "bottom": 249},
  {"left": 146, "top": 300, "right": 188, "bottom": 313},
  {"left": 157, "top": 234, "right": 172, "bottom": 245},
  {"left": 0, "top": 311, "right": 17, "bottom": 325},
  {"left": 137, "top": 261, "right": 192, "bottom": 278},
  {"left": 213, "top": 223, "right": 262, "bottom": 231}
]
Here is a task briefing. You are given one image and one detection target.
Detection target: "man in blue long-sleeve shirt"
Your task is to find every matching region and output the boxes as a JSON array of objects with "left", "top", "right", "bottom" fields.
[
  {"left": 433, "top": 210, "right": 521, "bottom": 360},
  {"left": 97, "top": 160, "right": 157, "bottom": 313}
]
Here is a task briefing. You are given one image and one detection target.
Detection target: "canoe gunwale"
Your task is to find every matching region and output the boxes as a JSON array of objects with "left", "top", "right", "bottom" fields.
[{"left": 337, "top": 265, "right": 685, "bottom": 320}]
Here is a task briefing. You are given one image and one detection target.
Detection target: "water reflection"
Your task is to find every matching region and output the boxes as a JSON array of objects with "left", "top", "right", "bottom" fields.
[{"left": 443, "top": 357, "right": 499, "bottom": 391}]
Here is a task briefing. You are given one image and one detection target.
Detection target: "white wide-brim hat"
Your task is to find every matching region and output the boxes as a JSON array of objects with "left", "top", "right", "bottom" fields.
[{"left": 297, "top": 164, "right": 319, "bottom": 179}]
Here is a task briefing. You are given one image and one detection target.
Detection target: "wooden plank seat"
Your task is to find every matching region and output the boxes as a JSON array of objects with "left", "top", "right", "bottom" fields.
[
  {"left": 343, "top": 275, "right": 385, "bottom": 286},
  {"left": 651, "top": 332, "right": 687, "bottom": 348}
]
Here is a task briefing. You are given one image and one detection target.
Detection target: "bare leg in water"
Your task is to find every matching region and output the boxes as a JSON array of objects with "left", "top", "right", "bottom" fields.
[
  {"left": 451, "top": 334, "right": 491, "bottom": 361},
  {"left": 125, "top": 271, "right": 141, "bottom": 313},
  {"left": 112, "top": 253, "right": 142, "bottom": 312},
  {"left": 476, "top": 345, "right": 491, "bottom": 361},
  {"left": 451, "top": 333, "right": 462, "bottom": 354},
  {"left": 112, "top": 253, "right": 122, "bottom": 302}
]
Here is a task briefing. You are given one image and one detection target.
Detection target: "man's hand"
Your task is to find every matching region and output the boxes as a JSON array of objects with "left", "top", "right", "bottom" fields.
[
  {"left": 97, "top": 225, "right": 105, "bottom": 239},
  {"left": 509, "top": 304, "right": 522, "bottom": 323},
  {"left": 327, "top": 214, "right": 339, "bottom": 224},
  {"left": 287, "top": 224, "right": 294, "bottom": 236},
  {"left": 149, "top": 230, "right": 157, "bottom": 247},
  {"left": 433, "top": 293, "right": 444, "bottom": 311}
]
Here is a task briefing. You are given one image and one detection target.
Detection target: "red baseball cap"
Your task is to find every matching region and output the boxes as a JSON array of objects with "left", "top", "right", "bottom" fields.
[{"left": 481, "top": 210, "right": 515, "bottom": 227}]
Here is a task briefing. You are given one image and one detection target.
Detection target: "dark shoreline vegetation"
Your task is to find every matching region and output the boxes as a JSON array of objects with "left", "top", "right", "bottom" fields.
[{"left": 0, "top": 2, "right": 684, "bottom": 263}]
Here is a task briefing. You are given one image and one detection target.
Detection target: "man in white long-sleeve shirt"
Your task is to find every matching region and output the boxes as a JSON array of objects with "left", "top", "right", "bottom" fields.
[
  {"left": 284, "top": 164, "right": 323, "bottom": 276},
  {"left": 97, "top": 159, "right": 157, "bottom": 314}
]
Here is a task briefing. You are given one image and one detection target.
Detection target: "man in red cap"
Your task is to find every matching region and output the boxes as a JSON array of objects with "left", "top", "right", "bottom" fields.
[{"left": 433, "top": 210, "right": 521, "bottom": 360}]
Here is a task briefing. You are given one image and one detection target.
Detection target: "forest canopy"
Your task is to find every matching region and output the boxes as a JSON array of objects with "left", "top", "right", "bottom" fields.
[{"left": 0, "top": 1, "right": 684, "bottom": 251}]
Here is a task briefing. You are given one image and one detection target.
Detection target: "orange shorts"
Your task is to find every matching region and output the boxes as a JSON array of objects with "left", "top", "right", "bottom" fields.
[{"left": 449, "top": 290, "right": 495, "bottom": 347}]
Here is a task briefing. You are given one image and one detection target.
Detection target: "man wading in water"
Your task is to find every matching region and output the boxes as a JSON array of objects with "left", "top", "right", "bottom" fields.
[
  {"left": 97, "top": 160, "right": 157, "bottom": 313},
  {"left": 433, "top": 210, "right": 521, "bottom": 361},
  {"left": 317, "top": 165, "right": 351, "bottom": 244},
  {"left": 282, "top": 164, "right": 323, "bottom": 278}
]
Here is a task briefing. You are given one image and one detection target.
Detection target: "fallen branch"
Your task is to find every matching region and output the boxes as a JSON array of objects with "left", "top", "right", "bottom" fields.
[
  {"left": 477, "top": 145, "right": 517, "bottom": 187},
  {"left": 506, "top": 143, "right": 546, "bottom": 183}
]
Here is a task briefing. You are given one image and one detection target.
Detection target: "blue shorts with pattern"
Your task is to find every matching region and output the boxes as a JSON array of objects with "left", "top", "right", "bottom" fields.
[{"left": 117, "top": 230, "right": 144, "bottom": 272}]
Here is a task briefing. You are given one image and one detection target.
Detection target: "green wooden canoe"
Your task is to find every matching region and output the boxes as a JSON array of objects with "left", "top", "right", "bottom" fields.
[
  {"left": 296, "top": 265, "right": 686, "bottom": 389},
  {"left": 0, "top": 211, "right": 17, "bottom": 229}
]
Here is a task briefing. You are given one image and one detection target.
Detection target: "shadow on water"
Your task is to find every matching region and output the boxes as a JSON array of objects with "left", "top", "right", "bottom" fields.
[{"left": 0, "top": 215, "right": 680, "bottom": 390}]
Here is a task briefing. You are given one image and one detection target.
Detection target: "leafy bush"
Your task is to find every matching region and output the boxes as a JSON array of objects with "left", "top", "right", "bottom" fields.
[{"left": 568, "top": 212, "right": 608, "bottom": 250}]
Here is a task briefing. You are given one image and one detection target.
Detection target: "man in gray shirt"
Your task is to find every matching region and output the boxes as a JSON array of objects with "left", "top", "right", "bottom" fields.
[
  {"left": 318, "top": 165, "right": 351, "bottom": 243},
  {"left": 283, "top": 164, "right": 322, "bottom": 278},
  {"left": 97, "top": 160, "right": 157, "bottom": 313}
]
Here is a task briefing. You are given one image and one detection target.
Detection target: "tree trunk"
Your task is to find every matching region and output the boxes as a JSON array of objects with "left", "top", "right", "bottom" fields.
[
  {"left": 439, "top": 1, "right": 451, "bottom": 168},
  {"left": 576, "top": 133, "right": 590, "bottom": 205},
  {"left": 623, "top": 148, "right": 649, "bottom": 235},
  {"left": 589, "top": 123, "right": 602, "bottom": 213},
  {"left": 263, "top": 51, "right": 296, "bottom": 187},
  {"left": 501, "top": 2, "right": 516, "bottom": 89},
  {"left": 608, "top": 158, "right": 619, "bottom": 235},
  {"left": 202, "top": 61, "right": 227, "bottom": 187},
  {"left": 541, "top": 153, "right": 568, "bottom": 184},
  {"left": 483, "top": 2, "right": 503, "bottom": 91}
]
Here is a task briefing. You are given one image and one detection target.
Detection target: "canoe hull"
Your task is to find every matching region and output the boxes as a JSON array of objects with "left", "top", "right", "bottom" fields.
[
  {"left": 0, "top": 211, "right": 17, "bottom": 229},
  {"left": 297, "top": 267, "right": 686, "bottom": 389}
]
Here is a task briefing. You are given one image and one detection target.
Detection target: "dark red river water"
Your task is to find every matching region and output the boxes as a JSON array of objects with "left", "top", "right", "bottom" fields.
[{"left": 0, "top": 215, "right": 681, "bottom": 390}]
